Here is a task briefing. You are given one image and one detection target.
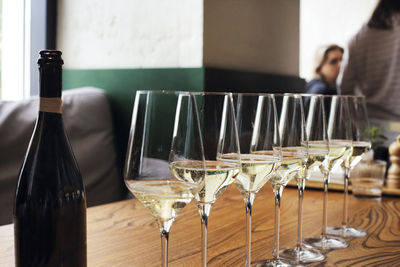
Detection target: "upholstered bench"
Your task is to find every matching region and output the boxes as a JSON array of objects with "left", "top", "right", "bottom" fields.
[{"left": 0, "top": 87, "right": 126, "bottom": 225}]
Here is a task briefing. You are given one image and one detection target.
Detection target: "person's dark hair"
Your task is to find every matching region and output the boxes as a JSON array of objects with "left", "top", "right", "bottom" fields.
[
  {"left": 368, "top": 0, "right": 400, "bottom": 29},
  {"left": 315, "top": 45, "right": 344, "bottom": 75}
]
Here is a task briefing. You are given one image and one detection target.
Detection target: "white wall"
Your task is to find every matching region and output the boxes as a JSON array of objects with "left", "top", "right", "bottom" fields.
[
  {"left": 300, "top": 0, "right": 378, "bottom": 81},
  {"left": 203, "top": 0, "right": 300, "bottom": 76},
  {"left": 57, "top": 0, "right": 203, "bottom": 69},
  {"left": 58, "top": 0, "right": 300, "bottom": 75}
]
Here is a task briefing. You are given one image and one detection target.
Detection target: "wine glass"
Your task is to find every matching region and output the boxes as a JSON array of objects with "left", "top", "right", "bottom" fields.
[
  {"left": 219, "top": 93, "right": 280, "bottom": 267},
  {"left": 279, "top": 94, "right": 326, "bottom": 264},
  {"left": 304, "top": 95, "right": 351, "bottom": 250},
  {"left": 326, "top": 95, "right": 371, "bottom": 238},
  {"left": 124, "top": 90, "right": 205, "bottom": 267},
  {"left": 254, "top": 94, "right": 307, "bottom": 267},
  {"left": 189, "top": 92, "right": 241, "bottom": 267}
]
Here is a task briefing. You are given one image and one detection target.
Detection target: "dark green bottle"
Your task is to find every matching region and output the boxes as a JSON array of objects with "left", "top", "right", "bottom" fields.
[{"left": 13, "top": 50, "right": 87, "bottom": 267}]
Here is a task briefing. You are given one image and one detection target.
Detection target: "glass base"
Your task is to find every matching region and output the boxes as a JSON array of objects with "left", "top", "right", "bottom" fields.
[
  {"left": 279, "top": 245, "right": 325, "bottom": 264},
  {"left": 304, "top": 236, "right": 349, "bottom": 250},
  {"left": 326, "top": 226, "right": 367, "bottom": 238},
  {"left": 251, "top": 259, "right": 292, "bottom": 267}
]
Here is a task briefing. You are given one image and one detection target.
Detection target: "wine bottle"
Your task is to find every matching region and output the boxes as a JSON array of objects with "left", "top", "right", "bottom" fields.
[{"left": 13, "top": 50, "right": 87, "bottom": 267}]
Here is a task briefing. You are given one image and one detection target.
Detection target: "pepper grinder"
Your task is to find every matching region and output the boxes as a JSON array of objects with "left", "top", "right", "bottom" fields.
[{"left": 387, "top": 135, "right": 400, "bottom": 188}]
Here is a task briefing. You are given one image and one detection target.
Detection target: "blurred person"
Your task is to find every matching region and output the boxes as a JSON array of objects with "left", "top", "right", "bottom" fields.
[
  {"left": 339, "top": 0, "right": 400, "bottom": 121},
  {"left": 306, "top": 44, "right": 344, "bottom": 95},
  {"left": 338, "top": 0, "right": 400, "bottom": 147}
]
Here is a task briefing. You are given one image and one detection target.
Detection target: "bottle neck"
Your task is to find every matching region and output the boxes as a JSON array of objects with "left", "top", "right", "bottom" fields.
[
  {"left": 39, "top": 64, "right": 62, "bottom": 98},
  {"left": 39, "top": 64, "right": 62, "bottom": 114}
]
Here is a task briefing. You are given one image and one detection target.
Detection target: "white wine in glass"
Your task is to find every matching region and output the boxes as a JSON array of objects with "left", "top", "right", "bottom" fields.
[
  {"left": 268, "top": 148, "right": 305, "bottom": 187},
  {"left": 126, "top": 179, "right": 197, "bottom": 231},
  {"left": 229, "top": 153, "right": 278, "bottom": 202},
  {"left": 254, "top": 94, "right": 306, "bottom": 267},
  {"left": 124, "top": 91, "right": 205, "bottom": 267},
  {"left": 219, "top": 93, "right": 280, "bottom": 267},
  {"left": 171, "top": 160, "right": 239, "bottom": 204},
  {"left": 307, "top": 141, "right": 329, "bottom": 172},
  {"left": 349, "top": 141, "right": 371, "bottom": 169},
  {"left": 327, "top": 95, "right": 371, "bottom": 238},
  {"left": 189, "top": 92, "right": 241, "bottom": 267},
  {"left": 279, "top": 94, "right": 327, "bottom": 264},
  {"left": 304, "top": 95, "right": 351, "bottom": 250}
]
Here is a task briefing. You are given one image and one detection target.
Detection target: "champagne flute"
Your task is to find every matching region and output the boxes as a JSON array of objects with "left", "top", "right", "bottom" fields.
[
  {"left": 219, "top": 93, "right": 280, "bottom": 267},
  {"left": 326, "top": 95, "right": 371, "bottom": 238},
  {"left": 279, "top": 94, "right": 326, "bottom": 264},
  {"left": 304, "top": 95, "right": 351, "bottom": 250},
  {"left": 254, "top": 94, "right": 307, "bottom": 267},
  {"left": 124, "top": 91, "right": 205, "bottom": 267},
  {"left": 184, "top": 92, "right": 241, "bottom": 267}
]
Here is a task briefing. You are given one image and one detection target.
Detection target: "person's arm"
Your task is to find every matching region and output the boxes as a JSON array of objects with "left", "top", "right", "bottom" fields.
[
  {"left": 338, "top": 41, "right": 357, "bottom": 95},
  {"left": 306, "top": 81, "right": 329, "bottom": 95}
]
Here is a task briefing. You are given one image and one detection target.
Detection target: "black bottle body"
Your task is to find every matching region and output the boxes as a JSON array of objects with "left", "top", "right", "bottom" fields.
[
  {"left": 13, "top": 51, "right": 87, "bottom": 267},
  {"left": 14, "top": 112, "right": 87, "bottom": 267}
]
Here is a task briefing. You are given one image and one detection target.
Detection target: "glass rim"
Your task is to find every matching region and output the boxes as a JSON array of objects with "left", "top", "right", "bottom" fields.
[
  {"left": 230, "top": 92, "right": 274, "bottom": 97},
  {"left": 191, "top": 91, "right": 232, "bottom": 96},
  {"left": 297, "top": 93, "right": 324, "bottom": 97},
  {"left": 273, "top": 93, "right": 302, "bottom": 98},
  {"left": 136, "top": 90, "right": 193, "bottom": 95}
]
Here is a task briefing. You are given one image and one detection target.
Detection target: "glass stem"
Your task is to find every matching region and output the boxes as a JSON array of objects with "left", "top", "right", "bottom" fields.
[
  {"left": 199, "top": 204, "right": 211, "bottom": 267},
  {"left": 342, "top": 168, "right": 350, "bottom": 229},
  {"left": 321, "top": 172, "right": 330, "bottom": 238},
  {"left": 272, "top": 185, "right": 284, "bottom": 261},
  {"left": 296, "top": 178, "right": 306, "bottom": 251},
  {"left": 245, "top": 193, "right": 255, "bottom": 267},
  {"left": 161, "top": 230, "right": 169, "bottom": 267}
]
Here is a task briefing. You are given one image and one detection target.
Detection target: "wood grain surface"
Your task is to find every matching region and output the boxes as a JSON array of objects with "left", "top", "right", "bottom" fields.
[
  {"left": 287, "top": 179, "right": 400, "bottom": 196},
  {"left": 1, "top": 184, "right": 400, "bottom": 266}
]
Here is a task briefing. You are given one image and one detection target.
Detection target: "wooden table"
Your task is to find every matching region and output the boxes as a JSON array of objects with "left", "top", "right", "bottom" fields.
[{"left": 1, "top": 184, "right": 400, "bottom": 266}]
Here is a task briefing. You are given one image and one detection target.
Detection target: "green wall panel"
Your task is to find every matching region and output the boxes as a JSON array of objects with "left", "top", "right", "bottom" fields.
[
  {"left": 62, "top": 68, "right": 204, "bottom": 171},
  {"left": 63, "top": 68, "right": 204, "bottom": 117}
]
